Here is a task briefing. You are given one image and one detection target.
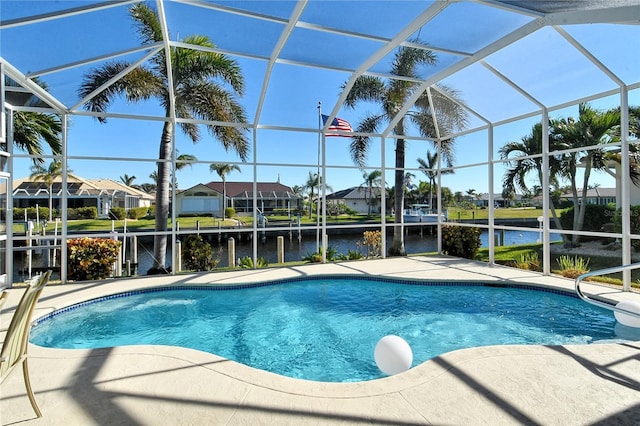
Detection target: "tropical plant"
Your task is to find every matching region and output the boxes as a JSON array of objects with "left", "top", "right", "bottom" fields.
[
  {"left": 238, "top": 256, "right": 268, "bottom": 269},
  {"left": 417, "top": 150, "right": 452, "bottom": 210},
  {"left": 338, "top": 249, "right": 364, "bottom": 261},
  {"left": 67, "top": 237, "right": 121, "bottom": 281},
  {"left": 302, "top": 246, "right": 338, "bottom": 263},
  {"left": 79, "top": 3, "right": 249, "bottom": 274},
  {"left": 303, "top": 171, "right": 332, "bottom": 219},
  {"left": 6, "top": 77, "right": 62, "bottom": 164},
  {"left": 441, "top": 225, "right": 481, "bottom": 259},
  {"left": 362, "top": 230, "right": 383, "bottom": 258},
  {"left": 552, "top": 103, "right": 620, "bottom": 246},
  {"left": 120, "top": 173, "right": 138, "bottom": 188},
  {"left": 556, "top": 255, "right": 590, "bottom": 279},
  {"left": 29, "top": 160, "right": 69, "bottom": 221},
  {"left": 359, "top": 170, "right": 382, "bottom": 215},
  {"left": 499, "top": 122, "right": 566, "bottom": 241},
  {"left": 210, "top": 163, "right": 240, "bottom": 210},
  {"left": 176, "top": 154, "right": 197, "bottom": 171},
  {"left": 343, "top": 39, "right": 467, "bottom": 255},
  {"left": 511, "top": 251, "right": 540, "bottom": 271},
  {"left": 182, "top": 235, "right": 221, "bottom": 272}
]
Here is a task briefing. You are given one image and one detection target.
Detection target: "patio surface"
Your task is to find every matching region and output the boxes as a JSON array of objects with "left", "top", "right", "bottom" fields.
[{"left": 2, "top": 256, "right": 640, "bottom": 425}]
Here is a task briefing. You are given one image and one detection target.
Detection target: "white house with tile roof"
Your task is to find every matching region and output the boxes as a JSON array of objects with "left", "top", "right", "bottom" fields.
[{"left": 11, "top": 174, "right": 154, "bottom": 217}]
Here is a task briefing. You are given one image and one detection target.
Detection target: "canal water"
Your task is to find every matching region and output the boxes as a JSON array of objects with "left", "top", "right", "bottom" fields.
[{"left": 15, "top": 229, "right": 559, "bottom": 280}]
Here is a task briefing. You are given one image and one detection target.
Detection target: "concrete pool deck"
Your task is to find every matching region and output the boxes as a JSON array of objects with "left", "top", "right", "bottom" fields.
[{"left": 2, "top": 255, "right": 640, "bottom": 425}]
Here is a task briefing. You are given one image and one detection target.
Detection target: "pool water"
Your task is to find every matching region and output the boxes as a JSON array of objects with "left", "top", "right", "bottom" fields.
[{"left": 30, "top": 277, "right": 639, "bottom": 382}]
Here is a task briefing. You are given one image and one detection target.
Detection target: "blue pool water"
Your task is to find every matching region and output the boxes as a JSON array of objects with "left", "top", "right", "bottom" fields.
[{"left": 30, "top": 277, "right": 639, "bottom": 382}]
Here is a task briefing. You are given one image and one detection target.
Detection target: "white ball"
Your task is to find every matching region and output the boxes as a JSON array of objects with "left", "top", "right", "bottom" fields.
[
  {"left": 614, "top": 300, "right": 640, "bottom": 328},
  {"left": 374, "top": 335, "right": 413, "bottom": 375}
]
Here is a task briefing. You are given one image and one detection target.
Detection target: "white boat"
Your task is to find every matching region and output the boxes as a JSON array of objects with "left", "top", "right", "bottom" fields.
[{"left": 403, "top": 204, "right": 447, "bottom": 223}]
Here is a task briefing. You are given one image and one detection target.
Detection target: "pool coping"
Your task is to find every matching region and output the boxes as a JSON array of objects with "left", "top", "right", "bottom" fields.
[{"left": 3, "top": 255, "right": 640, "bottom": 425}]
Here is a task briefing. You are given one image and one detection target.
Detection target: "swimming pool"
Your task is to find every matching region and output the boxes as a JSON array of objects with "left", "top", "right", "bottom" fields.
[{"left": 30, "top": 276, "right": 639, "bottom": 382}]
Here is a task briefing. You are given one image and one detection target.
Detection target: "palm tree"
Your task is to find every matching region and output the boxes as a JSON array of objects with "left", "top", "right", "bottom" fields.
[
  {"left": 6, "top": 77, "right": 62, "bottom": 164},
  {"left": 79, "top": 4, "right": 249, "bottom": 273},
  {"left": 29, "top": 160, "right": 66, "bottom": 221},
  {"left": 175, "top": 154, "right": 197, "bottom": 172},
  {"left": 120, "top": 173, "right": 137, "bottom": 187},
  {"left": 303, "top": 172, "right": 320, "bottom": 219},
  {"left": 417, "top": 150, "right": 452, "bottom": 211},
  {"left": 343, "top": 39, "right": 467, "bottom": 255},
  {"left": 359, "top": 170, "right": 382, "bottom": 215},
  {"left": 172, "top": 153, "right": 198, "bottom": 190},
  {"left": 552, "top": 103, "right": 620, "bottom": 246},
  {"left": 499, "top": 122, "right": 566, "bottom": 240},
  {"left": 303, "top": 171, "right": 332, "bottom": 219},
  {"left": 210, "top": 163, "right": 240, "bottom": 210}
]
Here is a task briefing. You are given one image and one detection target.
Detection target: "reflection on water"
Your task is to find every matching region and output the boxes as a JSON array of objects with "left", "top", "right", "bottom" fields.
[{"left": 14, "top": 229, "right": 560, "bottom": 280}]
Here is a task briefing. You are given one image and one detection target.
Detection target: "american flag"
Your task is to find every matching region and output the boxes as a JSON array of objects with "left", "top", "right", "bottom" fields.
[{"left": 321, "top": 114, "right": 353, "bottom": 137}]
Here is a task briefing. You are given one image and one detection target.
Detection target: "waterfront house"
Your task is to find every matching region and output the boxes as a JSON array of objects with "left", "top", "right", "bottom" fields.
[
  {"left": 326, "top": 186, "right": 382, "bottom": 215},
  {"left": 11, "top": 174, "right": 153, "bottom": 217},
  {"left": 176, "top": 181, "right": 302, "bottom": 217}
]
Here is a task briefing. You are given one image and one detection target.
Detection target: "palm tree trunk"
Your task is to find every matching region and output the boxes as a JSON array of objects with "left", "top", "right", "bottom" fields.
[
  {"left": 151, "top": 121, "right": 173, "bottom": 273},
  {"left": 573, "top": 160, "right": 593, "bottom": 246},
  {"left": 389, "top": 139, "right": 406, "bottom": 256},
  {"left": 48, "top": 185, "right": 53, "bottom": 222}
]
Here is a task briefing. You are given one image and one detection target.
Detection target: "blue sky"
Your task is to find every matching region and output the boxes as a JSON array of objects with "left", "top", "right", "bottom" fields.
[{"left": 2, "top": 1, "right": 638, "bottom": 196}]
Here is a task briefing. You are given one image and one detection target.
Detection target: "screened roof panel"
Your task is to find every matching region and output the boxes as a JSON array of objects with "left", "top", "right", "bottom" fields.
[
  {"left": 203, "top": 0, "right": 298, "bottom": 20},
  {"left": 1, "top": 0, "right": 639, "bottom": 139},
  {"left": 299, "top": 1, "right": 429, "bottom": 39},
  {"left": 367, "top": 49, "right": 466, "bottom": 80},
  {"left": 485, "top": 27, "right": 623, "bottom": 108},
  {"left": 439, "top": 62, "right": 540, "bottom": 125},
  {"left": 164, "top": 2, "right": 286, "bottom": 59},
  {"left": 1, "top": 3, "right": 135, "bottom": 74},
  {"left": 416, "top": 2, "right": 535, "bottom": 54},
  {"left": 564, "top": 23, "right": 640, "bottom": 85},
  {"left": 280, "top": 27, "right": 383, "bottom": 71}
]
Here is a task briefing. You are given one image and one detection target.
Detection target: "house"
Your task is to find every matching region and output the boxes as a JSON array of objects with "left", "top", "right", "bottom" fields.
[
  {"left": 560, "top": 187, "right": 617, "bottom": 206},
  {"left": 175, "top": 181, "right": 302, "bottom": 217},
  {"left": 326, "top": 186, "right": 382, "bottom": 215},
  {"left": 11, "top": 174, "right": 153, "bottom": 217},
  {"left": 472, "top": 193, "right": 524, "bottom": 208}
]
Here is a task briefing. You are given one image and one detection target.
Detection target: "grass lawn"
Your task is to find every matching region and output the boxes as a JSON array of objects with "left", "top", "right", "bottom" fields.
[
  {"left": 17, "top": 206, "right": 565, "bottom": 235},
  {"left": 476, "top": 242, "right": 640, "bottom": 289}
]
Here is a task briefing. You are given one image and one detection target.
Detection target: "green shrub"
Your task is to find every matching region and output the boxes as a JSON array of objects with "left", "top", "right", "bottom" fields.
[
  {"left": 109, "top": 207, "right": 126, "bottom": 220},
  {"left": 182, "top": 235, "right": 220, "bottom": 271},
  {"left": 13, "top": 206, "right": 54, "bottom": 221},
  {"left": 511, "top": 251, "right": 540, "bottom": 271},
  {"left": 225, "top": 207, "right": 235, "bottom": 219},
  {"left": 441, "top": 225, "right": 481, "bottom": 259},
  {"left": 67, "top": 207, "right": 98, "bottom": 220},
  {"left": 302, "top": 246, "right": 338, "bottom": 263},
  {"left": 238, "top": 256, "right": 269, "bottom": 269},
  {"left": 559, "top": 204, "right": 616, "bottom": 234},
  {"left": 127, "top": 206, "right": 149, "bottom": 219},
  {"left": 67, "top": 237, "right": 121, "bottom": 281},
  {"left": 338, "top": 250, "right": 364, "bottom": 260},
  {"left": 556, "top": 255, "right": 590, "bottom": 279},
  {"left": 612, "top": 205, "right": 640, "bottom": 251}
]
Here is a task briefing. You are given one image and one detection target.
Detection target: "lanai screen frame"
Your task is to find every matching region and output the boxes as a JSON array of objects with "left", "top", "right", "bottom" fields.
[{"left": 0, "top": 1, "right": 639, "bottom": 289}]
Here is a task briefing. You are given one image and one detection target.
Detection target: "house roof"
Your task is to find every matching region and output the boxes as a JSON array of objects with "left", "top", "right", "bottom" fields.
[
  {"left": 561, "top": 187, "right": 617, "bottom": 198},
  {"left": 205, "top": 181, "right": 300, "bottom": 199},
  {"left": 12, "top": 175, "right": 153, "bottom": 199},
  {"left": 327, "top": 186, "right": 381, "bottom": 200}
]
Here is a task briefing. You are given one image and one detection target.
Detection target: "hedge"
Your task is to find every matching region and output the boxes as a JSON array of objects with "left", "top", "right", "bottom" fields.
[{"left": 67, "top": 237, "right": 121, "bottom": 281}]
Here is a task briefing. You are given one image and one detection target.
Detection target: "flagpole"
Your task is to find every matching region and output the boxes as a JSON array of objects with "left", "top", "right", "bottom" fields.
[
  {"left": 316, "top": 102, "right": 321, "bottom": 254},
  {"left": 321, "top": 115, "right": 327, "bottom": 263}
]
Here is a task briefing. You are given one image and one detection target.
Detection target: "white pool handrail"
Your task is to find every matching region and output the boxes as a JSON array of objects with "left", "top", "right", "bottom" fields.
[{"left": 575, "top": 263, "right": 640, "bottom": 320}]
